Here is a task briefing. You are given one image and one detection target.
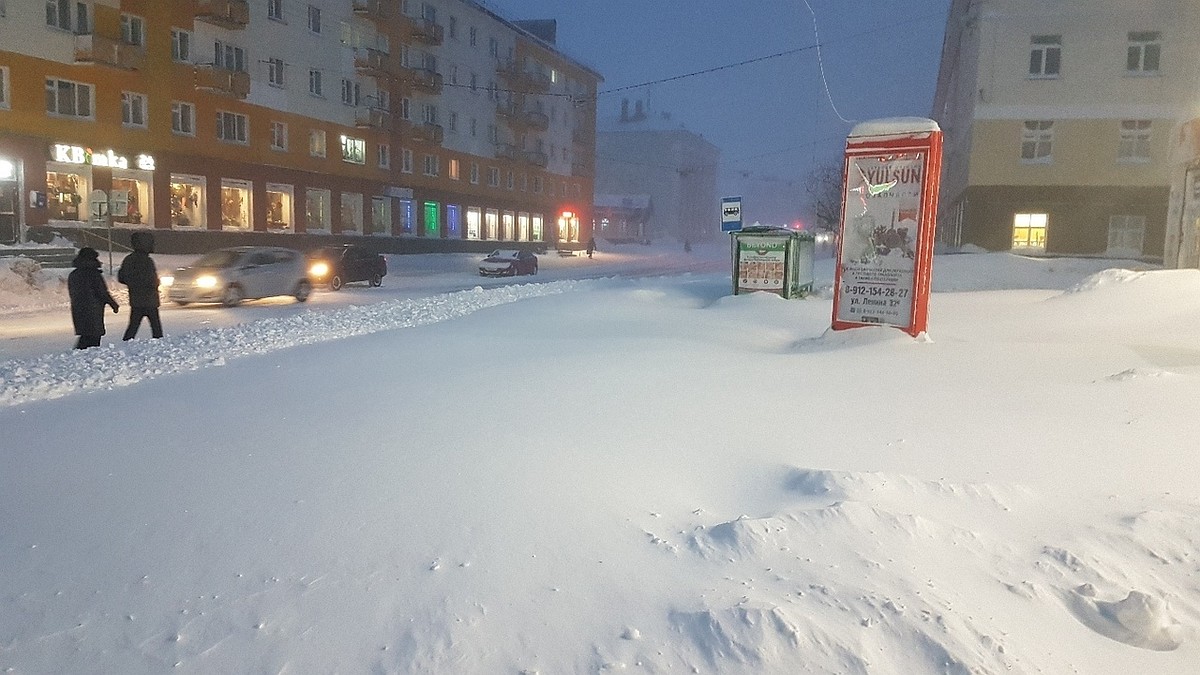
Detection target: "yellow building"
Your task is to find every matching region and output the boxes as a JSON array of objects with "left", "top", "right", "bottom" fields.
[{"left": 0, "top": 0, "right": 600, "bottom": 252}]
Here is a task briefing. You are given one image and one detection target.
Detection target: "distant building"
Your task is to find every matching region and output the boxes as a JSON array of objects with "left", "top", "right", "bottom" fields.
[
  {"left": 0, "top": 1, "right": 601, "bottom": 252},
  {"left": 593, "top": 193, "right": 651, "bottom": 243},
  {"left": 932, "top": 0, "right": 1200, "bottom": 261},
  {"left": 594, "top": 99, "right": 719, "bottom": 243}
]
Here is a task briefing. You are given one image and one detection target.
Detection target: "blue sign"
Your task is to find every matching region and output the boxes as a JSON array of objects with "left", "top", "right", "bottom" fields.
[{"left": 721, "top": 196, "right": 743, "bottom": 232}]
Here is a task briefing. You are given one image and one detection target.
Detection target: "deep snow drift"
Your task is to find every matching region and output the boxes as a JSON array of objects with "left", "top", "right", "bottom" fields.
[{"left": 0, "top": 247, "right": 1197, "bottom": 674}]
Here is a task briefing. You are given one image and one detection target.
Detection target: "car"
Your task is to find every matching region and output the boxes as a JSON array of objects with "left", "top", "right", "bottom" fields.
[
  {"left": 479, "top": 249, "right": 538, "bottom": 277},
  {"left": 164, "top": 246, "right": 312, "bottom": 307},
  {"left": 307, "top": 244, "right": 387, "bottom": 290}
]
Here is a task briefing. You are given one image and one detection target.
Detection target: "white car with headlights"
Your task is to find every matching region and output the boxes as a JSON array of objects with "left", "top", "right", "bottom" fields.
[{"left": 164, "top": 246, "right": 312, "bottom": 307}]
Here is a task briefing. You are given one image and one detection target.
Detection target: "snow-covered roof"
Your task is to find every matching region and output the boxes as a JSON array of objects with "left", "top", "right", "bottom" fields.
[{"left": 849, "top": 117, "right": 941, "bottom": 138}]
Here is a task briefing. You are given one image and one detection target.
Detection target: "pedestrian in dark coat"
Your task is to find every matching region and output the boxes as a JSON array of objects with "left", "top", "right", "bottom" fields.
[
  {"left": 586, "top": 236, "right": 596, "bottom": 258},
  {"left": 67, "top": 247, "right": 119, "bottom": 350},
  {"left": 118, "top": 231, "right": 163, "bottom": 340}
]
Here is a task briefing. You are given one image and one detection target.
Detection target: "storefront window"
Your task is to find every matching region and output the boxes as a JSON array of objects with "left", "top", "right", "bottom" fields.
[
  {"left": 531, "top": 213, "right": 543, "bottom": 241},
  {"left": 447, "top": 204, "right": 461, "bottom": 238},
  {"left": 1012, "top": 212, "right": 1047, "bottom": 251},
  {"left": 517, "top": 212, "right": 529, "bottom": 241},
  {"left": 46, "top": 167, "right": 89, "bottom": 222},
  {"left": 305, "top": 188, "right": 331, "bottom": 231},
  {"left": 423, "top": 201, "right": 439, "bottom": 237},
  {"left": 399, "top": 198, "right": 414, "bottom": 235},
  {"left": 266, "top": 183, "right": 293, "bottom": 231},
  {"left": 484, "top": 208, "right": 498, "bottom": 240},
  {"left": 466, "top": 206, "right": 481, "bottom": 240},
  {"left": 112, "top": 171, "right": 152, "bottom": 226},
  {"left": 340, "top": 192, "right": 363, "bottom": 234},
  {"left": 220, "top": 179, "right": 251, "bottom": 230},
  {"left": 170, "top": 174, "right": 205, "bottom": 228},
  {"left": 370, "top": 196, "right": 391, "bottom": 235},
  {"left": 501, "top": 210, "right": 514, "bottom": 241}
]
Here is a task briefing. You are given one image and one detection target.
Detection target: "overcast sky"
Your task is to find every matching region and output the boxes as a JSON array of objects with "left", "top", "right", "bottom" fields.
[{"left": 488, "top": 0, "right": 951, "bottom": 184}]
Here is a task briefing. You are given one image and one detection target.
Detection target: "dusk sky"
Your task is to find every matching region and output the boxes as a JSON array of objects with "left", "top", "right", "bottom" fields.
[{"left": 489, "top": 0, "right": 952, "bottom": 186}]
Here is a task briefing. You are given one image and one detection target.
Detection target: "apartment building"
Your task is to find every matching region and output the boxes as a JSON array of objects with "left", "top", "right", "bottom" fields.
[
  {"left": 0, "top": 0, "right": 600, "bottom": 252},
  {"left": 932, "top": 0, "right": 1200, "bottom": 261}
]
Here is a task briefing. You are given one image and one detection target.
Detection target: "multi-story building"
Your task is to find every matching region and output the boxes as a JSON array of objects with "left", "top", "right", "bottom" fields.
[
  {"left": 594, "top": 99, "right": 718, "bottom": 245},
  {"left": 932, "top": 0, "right": 1200, "bottom": 261},
  {"left": 0, "top": 0, "right": 600, "bottom": 253}
]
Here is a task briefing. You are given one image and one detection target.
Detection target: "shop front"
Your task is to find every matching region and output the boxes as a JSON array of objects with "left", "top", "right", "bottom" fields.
[
  {"left": 46, "top": 142, "right": 157, "bottom": 229},
  {"left": 0, "top": 155, "right": 18, "bottom": 243}
]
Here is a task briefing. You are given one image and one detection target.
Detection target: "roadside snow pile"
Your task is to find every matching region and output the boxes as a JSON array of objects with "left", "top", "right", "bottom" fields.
[
  {"left": 0, "top": 258, "right": 70, "bottom": 314},
  {"left": 0, "top": 279, "right": 583, "bottom": 407}
]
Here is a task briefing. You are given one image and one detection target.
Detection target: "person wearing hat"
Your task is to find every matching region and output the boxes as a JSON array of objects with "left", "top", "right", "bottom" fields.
[
  {"left": 67, "top": 246, "right": 119, "bottom": 350},
  {"left": 118, "top": 231, "right": 163, "bottom": 340}
]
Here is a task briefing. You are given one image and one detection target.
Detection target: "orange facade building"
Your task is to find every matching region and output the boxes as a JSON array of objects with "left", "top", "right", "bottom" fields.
[{"left": 0, "top": 0, "right": 599, "bottom": 252}]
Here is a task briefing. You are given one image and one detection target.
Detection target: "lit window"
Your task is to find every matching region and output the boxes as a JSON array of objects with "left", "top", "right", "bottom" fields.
[
  {"left": 448, "top": 158, "right": 459, "bottom": 180},
  {"left": 1012, "top": 213, "right": 1048, "bottom": 251},
  {"left": 341, "top": 135, "right": 366, "bottom": 165},
  {"left": 1020, "top": 120, "right": 1053, "bottom": 162},
  {"left": 1126, "top": 31, "right": 1161, "bottom": 74},
  {"left": 266, "top": 183, "right": 293, "bottom": 231}
]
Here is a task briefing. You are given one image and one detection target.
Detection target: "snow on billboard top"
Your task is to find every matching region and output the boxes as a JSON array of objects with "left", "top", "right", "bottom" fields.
[{"left": 848, "top": 117, "right": 940, "bottom": 139}]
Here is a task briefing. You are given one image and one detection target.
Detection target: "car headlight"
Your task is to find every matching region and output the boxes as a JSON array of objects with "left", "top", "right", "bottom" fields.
[
  {"left": 309, "top": 262, "right": 329, "bottom": 278},
  {"left": 160, "top": 275, "right": 174, "bottom": 287},
  {"left": 195, "top": 275, "right": 218, "bottom": 289}
]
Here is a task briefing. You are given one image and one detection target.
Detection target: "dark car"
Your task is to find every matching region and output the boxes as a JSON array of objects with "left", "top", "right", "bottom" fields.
[
  {"left": 307, "top": 244, "right": 387, "bottom": 290},
  {"left": 479, "top": 249, "right": 538, "bottom": 277}
]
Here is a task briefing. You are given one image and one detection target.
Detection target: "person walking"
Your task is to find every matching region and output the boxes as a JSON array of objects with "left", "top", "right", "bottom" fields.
[
  {"left": 586, "top": 236, "right": 597, "bottom": 259},
  {"left": 67, "top": 247, "right": 119, "bottom": 350},
  {"left": 118, "top": 231, "right": 163, "bottom": 340}
]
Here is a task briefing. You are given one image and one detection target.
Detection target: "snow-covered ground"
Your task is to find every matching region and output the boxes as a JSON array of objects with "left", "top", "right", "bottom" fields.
[{"left": 1, "top": 243, "right": 1198, "bottom": 674}]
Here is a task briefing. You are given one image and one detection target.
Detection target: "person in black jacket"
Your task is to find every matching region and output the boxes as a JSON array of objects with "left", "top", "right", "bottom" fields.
[
  {"left": 67, "top": 247, "right": 119, "bottom": 350},
  {"left": 118, "top": 231, "right": 163, "bottom": 340}
]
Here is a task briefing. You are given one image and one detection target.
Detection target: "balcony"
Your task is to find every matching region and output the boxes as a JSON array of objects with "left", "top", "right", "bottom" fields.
[
  {"left": 194, "top": 66, "right": 251, "bottom": 99},
  {"left": 355, "top": 108, "right": 392, "bottom": 130},
  {"left": 402, "top": 121, "right": 443, "bottom": 144},
  {"left": 495, "top": 143, "right": 521, "bottom": 161},
  {"left": 523, "top": 110, "right": 549, "bottom": 131},
  {"left": 496, "top": 104, "right": 549, "bottom": 132},
  {"left": 195, "top": 0, "right": 250, "bottom": 29},
  {"left": 352, "top": 0, "right": 392, "bottom": 23},
  {"left": 523, "top": 150, "right": 548, "bottom": 168},
  {"left": 410, "top": 18, "right": 444, "bottom": 46},
  {"left": 74, "top": 33, "right": 144, "bottom": 70},
  {"left": 495, "top": 61, "right": 551, "bottom": 93},
  {"left": 406, "top": 68, "right": 443, "bottom": 94},
  {"left": 353, "top": 47, "right": 396, "bottom": 79}
]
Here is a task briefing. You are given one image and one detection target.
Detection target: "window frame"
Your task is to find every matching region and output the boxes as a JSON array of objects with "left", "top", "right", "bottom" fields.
[
  {"left": 121, "top": 91, "right": 148, "bottom": 128},
  {"left": 308, "top": 69, "right": 323, "bottom": 97},
  {"left": 1117, "top": 120, "right": 1151, "bottom": 163},
  {"left": 45, "top": 77, "right": 94, "bottom": 119},
  {"left": 307, "top": 4, "right": 321, "bottom": 34},
  {"left": 309, "top": 129, "right": 327, "bottom": 158},
  {"left": 1020, "top": 120, "right": 1054, "bottom": 163},
  {"left": 267, "top": 0, "right": 284, "bottom": 21},
  {"left": 215, "top": 110, "right": 249, "bottom": 144},
  {"left": 1126, "top": 31, "right": 1161, "bottom": 75},
  {"left": 1028, "top": 35, "right": 1061, "bottom": 78},
  {"left": 171, "top": 29, "right": 191, "bottom": 62},
  {"left": 270, "top": 121, "right": 288, "bottom": 151},
  {"left": 171, "top": 100, "right": 195, "bottom": 136},
  {"left": 120, "top": 13, "right": 145, "bottom": 47}
]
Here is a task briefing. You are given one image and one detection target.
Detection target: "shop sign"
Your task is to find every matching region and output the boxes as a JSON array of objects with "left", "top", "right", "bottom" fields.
[{"left": 50, "top": 144, "right": 155, "bottom": 171}]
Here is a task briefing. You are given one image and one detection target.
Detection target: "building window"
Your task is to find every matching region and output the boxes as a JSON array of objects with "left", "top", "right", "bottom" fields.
[
  {"left": 1020, "top": 120, "right": 1053, "bottom": 162},
  {"left": 484, "top": 208, "right": 499, "bottom": 239},
  {"left": 449, "top": 64, "right": 458, "bottom": 85},
  {"left": 169, "top": 174, "right": 205, "bottom": 228},
  {"left": 214, "top": 41, "right": 246, "bottom": 72},
  {"left": 470, "top": 162, "right": 479, "bottom": 184},
  {"left": 399, "top": 198, "right": 415, "bottom": 235},
  {"left": 378, "top": 143, "right": 391, "bottom": 169},
  {"left": 447, "top": 204, "right": 461, "bottom": 237},
  {"left": 341, "top": 78, "right": 359, "bottom": 106},
  {"left": 531, "top": 213, "right": 543, "bottom": 241},
  {"left": 46, "top": 168, "right": 89, "bottom": 221},
  {"left": 470, "top": 72, "right": 478, "bottom": 93},
  {"left": 1028, "top": 35, "right": 1061, "bottom": 78},
  {"left": 1012, "top": 212, "right": 1048, "bottom": 251},
  {"left": 220, "top": 179, "right": 251, "bottom": 230},
  {"left": 466, "top": 206, "right": 481, "bottom": 239},
  {"left": 421, "top": 103, "right": 438, "bottom": 125},
  {"left": 309, "top": 129, "right": 326, "bottom": 157},
  {"left": 487, "top": 167, "right": 499, "bottom": 187},
  {"left": 120, "top": 14, "right": 144, "bottom": 47},
  {"left": 517, "top": 212, "right": 529, "bottom": 241},
  {"left": 305, "top": 188, "right": 331, "bottom": 231},
  {"left": 0, "top": 66, "right": 8, "bottom": 109},
  {"left": 470, "top": 117, "right": 477, "bottom": 137},
  {"left": 307, "top": 5, "right": 321, "bottom": 33},
  {"left": 370, "top": 196, "right": 391, "bottom": 235},
  {"left": 532, "top": 175, "right": 542, "bottom": 193},
  {"left": 270, "top": 121, "right": 288, "bottom": 151},
  {"left": 448, "top": 158, "right": 460, "bottom": 180},
  {"left": 267, "top": 0, "right": 283, "bottom": 21},
  {"left": 1126, "top": 31, "right": 1161, "bottom": 74},
  {"left": 400, "top": 147, "right": 413, "bottom": 173},
  {"left": 46, "top": 0, "right": 87, "bottom": 32},
  {"left": 469, "top": 25, "right": 477, "bottom": 47},
  {"left": 501, "top": 210, "right": 514, "bottom": 240},
  {"left": 423, "top": 201, "right": 440, "bottom": 237},
  {"left": 1117, "top": 120, "right": 1151, "bottom": 161},
  {"left": 45, "top": 78, "right": 93, "bottom": 118},
  {"left": 487, "top": 124, "right": 497, "bottom": 143},
  {"left": 422, "top": 154, "right": 439, "bottom": 176},
  {"left": 266, "top": 183, "right": 293, "bottom": 231},
  {"left": 308, "top": 69, "right": 323, "bottom": 97},
  {"left": 216, "top": 110, "right": 248, "bottom": 144},
  {"left": 171, "top": 29, "right": 191, "bottom": 62},
  {"left": 340, "top": 192, "right": 363, "bottom": 234},
  {"left": 111, "top": 174, "right": 151, "bottom": 225},
  {"left": 398, "top": 97, "right": 411, "bottom": 120},
  {"left": 121, "top": 91, "right": 147, "bottom": 127},
  {"left": 268, "top": 58, "right": 285, "bottom": 87},
  {"left": 1107, "top": 215, "right": 1145, "bottom": 257},
  {"left": 448, "top": 15, "right": 457, "bottom": 39},
  {"left": 448, "top": 111, "right": 457, "bottom": 133},
  {"left": 488, "top": 36, "right": 498, "bottom": 57},
  {"left": 341, "top": 135, "right": 366, "bottom": 164},
  {"left": 506, "top": 170, "right": 514, "bottom": 190},
  {"left": 171, "top": 101, "right": 195, "bottom": 135}
]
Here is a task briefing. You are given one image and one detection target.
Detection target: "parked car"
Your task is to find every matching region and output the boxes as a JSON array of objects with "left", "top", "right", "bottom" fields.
[
  {"left": 307, "top": 244, "right": 387, "bottom": 290},
  {"left": 164, "top": 246, "right": 312, "bottom": 307},
  {"left": 479, "top": 249, "right": 538, "bottom": 277}
]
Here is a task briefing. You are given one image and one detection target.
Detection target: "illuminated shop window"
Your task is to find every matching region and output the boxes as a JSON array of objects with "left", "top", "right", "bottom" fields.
[
  {"left": 465, "top": 206, "right": 481, "bottom": 240},
  {"left": 46, "top": 168, "right": 89, "bottom": 221},
  {"left": 398, "top": 198, "right": 414, "bottom": 235},
  {"left": 446, "top": 204, "right": 461, "bottom": 237},
  {"left": 266, "top": 183, "right": 293, "bottom": 231},
  {"left": 340, "top": 192, "right": 363, "bottom": 234},
  {"left": 112, "top": 173, "right": 152, "bottom": 226},
  {"left": 517, "top": 212, "right": 529, "bottom": 241},
  {"left": 501, "top": 210, "right": 514, "bottom": 240},
  {"left": 305, "top": 188, "right": 331, "bottom": 231},
  {"left": 423, "top": 201, "right": 439, "bottom": 237},
  {"left": 484, "top": 208, "right": 498, "bottom": 240},
  {"left": 220, "top": 179, "right": 251, "bottom": 230},
  {"left": 531, "top": 213, "right": 543, "bottom": 241},
  {"left": 370, "top": 196, "right": 391, "bottom": 235},
  {"left": 169, "top": 174, "right": 205, "bottom": 228},
  {"left": 1011, "top": 212, "right": 1047, "bottom": 251}
]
